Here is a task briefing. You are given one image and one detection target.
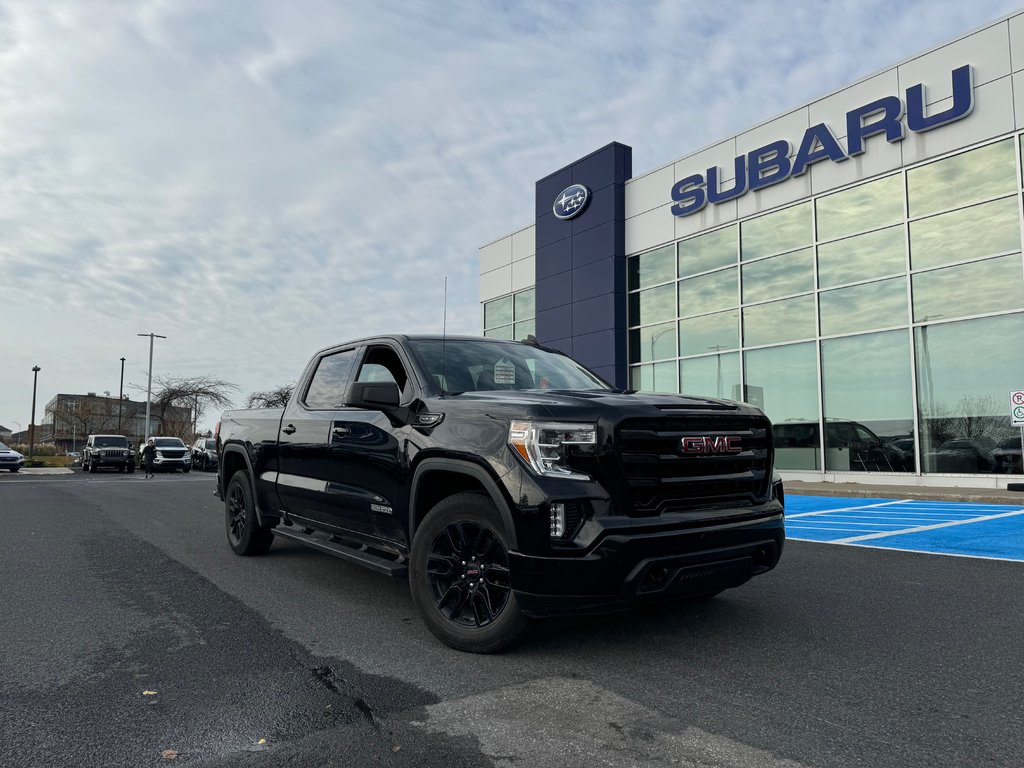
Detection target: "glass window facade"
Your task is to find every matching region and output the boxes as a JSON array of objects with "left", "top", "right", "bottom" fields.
[
  {"left": 483, "top": 288, "right": 534, "bottom": 340},
  {"left": 626, "top": 136, "right": 1024, "bottom": 476}
]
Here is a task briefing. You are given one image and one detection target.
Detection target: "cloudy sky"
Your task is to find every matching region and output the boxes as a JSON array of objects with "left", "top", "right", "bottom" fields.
[{"left": 1, "top": 0, "right": 1020, "bottom": 435}]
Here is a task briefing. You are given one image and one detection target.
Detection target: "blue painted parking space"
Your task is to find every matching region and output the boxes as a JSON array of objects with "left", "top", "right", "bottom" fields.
[{"left": 787, "top": 495, "right": 1024, "bottom": 562}]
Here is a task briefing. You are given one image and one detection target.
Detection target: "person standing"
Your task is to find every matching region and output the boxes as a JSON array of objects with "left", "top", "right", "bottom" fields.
[{"left": 142, "top": 438, "right": 157, "bottom": 478}]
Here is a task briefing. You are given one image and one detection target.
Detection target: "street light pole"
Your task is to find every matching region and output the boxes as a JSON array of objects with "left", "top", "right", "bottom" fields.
[
  {"left": 137, "top": 333, "right": 166, "bottom": 442},
  {"left": 118, "top": 357, "right": 126, "bottom": 433},
  {"left": 29, "top": 366, "right": 40, "bottom": 461}
]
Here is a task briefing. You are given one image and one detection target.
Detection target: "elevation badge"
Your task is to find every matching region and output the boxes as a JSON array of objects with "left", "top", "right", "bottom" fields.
[{"left": 552, "top": 184, "right": 590, "bottom": 220}]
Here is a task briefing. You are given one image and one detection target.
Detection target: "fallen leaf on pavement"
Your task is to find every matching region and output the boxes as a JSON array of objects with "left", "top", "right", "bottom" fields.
[
  {"left": 161, "top": 749, "right": 178, "bottom": 760},
  {"left": 143, "top": 691, "right": 158, "bottom": 696}
]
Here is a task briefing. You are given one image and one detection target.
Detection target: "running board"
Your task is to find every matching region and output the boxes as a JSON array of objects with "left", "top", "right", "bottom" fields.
[{"left": 273, "top": 526, "right": 408, "bottom": 578}]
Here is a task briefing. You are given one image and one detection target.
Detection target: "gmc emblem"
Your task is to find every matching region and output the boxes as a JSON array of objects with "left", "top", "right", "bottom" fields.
[{"left": 681, "top": 436, "right": 742, "bottom": 454}]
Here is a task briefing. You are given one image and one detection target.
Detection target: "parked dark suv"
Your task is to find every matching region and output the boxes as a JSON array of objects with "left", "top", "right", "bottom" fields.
[
  {"left": 191, "top": 438, "right": 218, "bottom": 471},
  {"left": 82, "top": 435, "right": 135, "bottom": 474}
]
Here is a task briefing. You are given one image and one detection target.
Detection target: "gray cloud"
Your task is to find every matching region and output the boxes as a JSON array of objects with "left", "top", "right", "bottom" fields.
[{"left": 1, "top": 0, "right": 1019, "bottom": 430}]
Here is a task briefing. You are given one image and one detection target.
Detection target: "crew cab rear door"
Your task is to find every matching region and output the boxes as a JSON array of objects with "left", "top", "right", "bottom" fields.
[{"left": 275, "top": 345, "right": 359, "bottom": 530}]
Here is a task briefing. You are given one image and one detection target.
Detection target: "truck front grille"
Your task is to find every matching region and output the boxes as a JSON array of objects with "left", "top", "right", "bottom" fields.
[{"left": 615, "top": 415, "right": 773, "bottom": 516}]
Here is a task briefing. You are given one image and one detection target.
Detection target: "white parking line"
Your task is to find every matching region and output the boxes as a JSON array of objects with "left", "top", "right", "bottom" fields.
[
  {"left": 831, "top": 508, "right": 1024, "bottom": 544},
  {"left": 786, "top": 500, "right": 912, "bottom": 519}
]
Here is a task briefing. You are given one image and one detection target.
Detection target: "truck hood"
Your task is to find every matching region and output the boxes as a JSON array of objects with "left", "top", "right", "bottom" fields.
[{"left": 446, "top": 389, "right": 764, "bottom": 419}]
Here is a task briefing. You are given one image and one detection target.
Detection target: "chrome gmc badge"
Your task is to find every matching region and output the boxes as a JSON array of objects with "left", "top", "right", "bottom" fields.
[{"left": 681, "top": 436, "right": 742, "bottom": 454}]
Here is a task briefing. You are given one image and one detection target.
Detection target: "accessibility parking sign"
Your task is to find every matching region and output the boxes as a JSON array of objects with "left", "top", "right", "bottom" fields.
[{"left": 1011, "top": 390, "right": 1024, "bottom": 427}]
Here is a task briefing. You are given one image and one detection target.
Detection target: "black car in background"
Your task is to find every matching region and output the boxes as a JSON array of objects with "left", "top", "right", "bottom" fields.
[{"left": 191, "top": 438, "right": 218, "bottom": 471}]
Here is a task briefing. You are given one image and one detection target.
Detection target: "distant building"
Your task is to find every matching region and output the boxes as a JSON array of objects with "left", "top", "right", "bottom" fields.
[
  {"left": 0, "top": 425, "right": 12, "bottom": 442},
  {"left": 42, "top": 393, "right": 193, "bottom": 452}
]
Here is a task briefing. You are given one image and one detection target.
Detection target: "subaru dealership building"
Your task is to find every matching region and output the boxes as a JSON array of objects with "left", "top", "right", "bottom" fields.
[{"left": 479, "top": 12, "right": 1024, "bottom": 487}]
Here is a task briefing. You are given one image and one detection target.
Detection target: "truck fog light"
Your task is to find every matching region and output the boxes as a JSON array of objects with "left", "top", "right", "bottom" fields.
[{"left": 550, "top": 502, "right": 566, "bottom": 538}]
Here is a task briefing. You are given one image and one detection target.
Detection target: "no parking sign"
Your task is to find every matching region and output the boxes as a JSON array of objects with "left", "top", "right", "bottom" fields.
[{"left": 1011, "top": 390, "right": 1024, "bottom": 427}]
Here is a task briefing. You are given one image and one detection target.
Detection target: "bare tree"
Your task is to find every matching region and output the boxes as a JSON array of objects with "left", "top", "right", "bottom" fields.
[
  {"left": 135, "top": 375, "right": 239, "bottom": 441},
  {"left": 244, "top": 384, "right": 295, "bottom": 409}
]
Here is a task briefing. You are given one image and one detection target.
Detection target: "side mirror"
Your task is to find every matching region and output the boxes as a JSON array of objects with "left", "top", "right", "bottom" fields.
[{"left": 348, "top": 381, "right": 400, "bottom": 409}]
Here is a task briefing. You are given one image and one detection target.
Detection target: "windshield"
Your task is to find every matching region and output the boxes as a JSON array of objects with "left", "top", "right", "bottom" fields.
[
  {"left": 407, "top": 339, "right": 610, "bottom": 394},
  {"left": 204, "top": 439, "right": 215, "bottom": 450},
  {"left": 154, "top": 438, "right": 185, "bottom": 448},
  {"left": 0, "top": 442, "right": 10, "bottom": 451},
  {"left": 95, "top": 436, "right": 128, "bottom": 447}
]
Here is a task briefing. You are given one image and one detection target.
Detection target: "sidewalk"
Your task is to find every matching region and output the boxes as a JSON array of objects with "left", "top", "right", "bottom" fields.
[
  {"left": 11, "top": 467, "right": 75, "bottom": 475},
  {"left": 786, "top": 480, "right": 1024, "bottom": 506}
]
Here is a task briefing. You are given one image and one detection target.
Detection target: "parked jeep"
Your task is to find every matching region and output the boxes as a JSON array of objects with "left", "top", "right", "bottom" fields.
[{"left": 82, "top": 435, "right": 135, "bottom": 474}]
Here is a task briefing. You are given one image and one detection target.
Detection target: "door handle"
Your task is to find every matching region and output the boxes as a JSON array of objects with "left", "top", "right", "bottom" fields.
[
  {"left": 332, "top": 426, "right": 351, "bottom": 436},
  {"left": 282, "top": 424, "right": 297, "bottom": 435}
]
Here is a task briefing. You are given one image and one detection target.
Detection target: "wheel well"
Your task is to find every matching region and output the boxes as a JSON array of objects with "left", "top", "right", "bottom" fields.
[
  {"left": 220, "top": 449, "right": 248, "bottom": 490},
  {"left": 412, "top": 469, "right": 489, "bottom": 536}
]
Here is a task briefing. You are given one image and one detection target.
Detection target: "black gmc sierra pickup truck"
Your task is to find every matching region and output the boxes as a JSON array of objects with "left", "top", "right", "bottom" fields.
[{"left": 216, "top": 335, "right": 784, "bottom": 652}]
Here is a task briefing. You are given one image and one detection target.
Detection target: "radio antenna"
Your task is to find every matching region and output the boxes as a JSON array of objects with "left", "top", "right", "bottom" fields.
[{"left": 441, "top": 276, "right": 448, "bottom": 396}]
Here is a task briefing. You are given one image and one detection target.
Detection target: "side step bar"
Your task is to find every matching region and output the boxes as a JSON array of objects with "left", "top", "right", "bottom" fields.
[{"left": 273, "top": 526, "right": 408, "bottom": 578}]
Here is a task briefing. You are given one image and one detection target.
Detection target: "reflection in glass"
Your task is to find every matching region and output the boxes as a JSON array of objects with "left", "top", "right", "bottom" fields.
[
  {"left": 679, "top": 267, "right": 737, "bottom": 317},
  {"left": 628, "top": 244, "right": 676, "bottom": 290},
  {"left": 741, "top": 248, "right": 813, "bottom": 303},
  {"left": 484, "top": 296, "right": 513, "bottom": 328},
  {"left": 679, "top": 311, "right": 739, "bottom": 356},
  {"left": 678, "top": 226, "right": 737, "bottom": 277},
  {"left": 630, "top": 321, "right": 677, "bottom": 362},
  {"left": 679, "top": 352, "right": 740, "bottom": 399},
  {"left": 908, "top": 138, "right": 1016, "bottom": 218},
  {"left": 745, "top": 342, "right": 819, "bottom": 469},
  {"left": 817, "top": 225, "right": 906, "bottom": 289},
  {"left": 909, "top": 197, "right": 1019, "bottom": 271},
  {"left": 513, "top": 320, "right": 535, "bottom": 340},
  {"left": 912, "top": 254, "right": 1024, "bottom": 322},
  {"left": 743, "top": 295, "right": 816, "bottom": 347},
  {"left": 816, "top": 173, "right": 903, "bottom": 241},
  {"left": 741, "top": 202, "right": 812, "bottom": 261},
  {"left": 514, "top": 289, "right": 535, "bottom": 321},
  {"left": 819, "top": 277, "right": 908, "bottom": 337},
  {"left": 631, "top": 362, "right": 678, "bottom": 393},
  {"left": 821, "top": 331, "right": 914, "bottom": 472},
  {"left": 628, "top": 283, "right": 676, "bottom": 326},
  {"left": 916, "top": 313, "right": 1024, "bottom": 473}
]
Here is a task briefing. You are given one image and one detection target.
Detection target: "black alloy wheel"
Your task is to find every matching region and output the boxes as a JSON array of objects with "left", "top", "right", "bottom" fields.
[
  {"left": 224, "top": 471, "right": 273, "bottom": 556},
  {"left": 227, "top": 480, "right": 247, "bottom": 546},
  {"left": 410, "top": 492, "right": 526, "bottom": 653},
  {"left": 426, "top": 520, "right": 511, "bottom": 629}
]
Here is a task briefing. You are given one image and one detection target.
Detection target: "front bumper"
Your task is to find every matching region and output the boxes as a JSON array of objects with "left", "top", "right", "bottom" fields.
[
  {"left": 152, "top": 457, "right": 191, "bottom": 469},
  {"left": 509, "top": 511, "right": 784, "bottom": 617}
]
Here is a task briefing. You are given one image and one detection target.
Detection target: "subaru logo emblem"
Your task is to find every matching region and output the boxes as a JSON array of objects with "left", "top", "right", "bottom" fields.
[{"left": 553, "top": 184, "right": 590, "bottom": 220}]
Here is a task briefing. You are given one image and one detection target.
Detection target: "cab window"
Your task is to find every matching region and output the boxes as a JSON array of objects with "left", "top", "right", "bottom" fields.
[
  {"left": 355, "top": 346, "right": 411, "bottom": 400},
  {"left": 304, "top": 349, "right": 358, "bottom": 409}
]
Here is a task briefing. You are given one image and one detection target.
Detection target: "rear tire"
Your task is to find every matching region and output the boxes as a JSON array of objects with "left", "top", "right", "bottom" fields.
[
  {"left": 225, "top": 471, "right": 273, "bottom": 556},
  {"left": 410, "top": 492, "right": 526, "bottom": 653}
]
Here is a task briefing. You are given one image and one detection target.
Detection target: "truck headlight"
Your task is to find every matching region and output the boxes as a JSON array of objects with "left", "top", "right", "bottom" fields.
[{"left": 508, "top": 421, "right": 596, "bottom": 481}]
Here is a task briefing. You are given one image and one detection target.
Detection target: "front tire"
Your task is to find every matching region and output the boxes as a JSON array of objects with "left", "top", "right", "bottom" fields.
[
  {"left": 225, "top": 471, "right": 273, "bottom": 556},
  {"left": 9, "top": 467, "right": 18, "bottom": 473},
  {"left": 88, "top": 461, "right": 97, "bottom": 474},
  {"left": 410, "top": 492, "right": 526, "bottom": 653}
]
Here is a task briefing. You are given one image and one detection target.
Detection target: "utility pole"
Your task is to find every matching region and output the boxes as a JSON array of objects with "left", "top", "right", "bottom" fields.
[
  {"left": 118, "top": 357, "right": 126, "bottom": 433},
  {"left": 137, "top": 333, "right": 166, "bottom": 441},
  {"left": 29, "top": 366, "right": 41, "bottom": 461}
]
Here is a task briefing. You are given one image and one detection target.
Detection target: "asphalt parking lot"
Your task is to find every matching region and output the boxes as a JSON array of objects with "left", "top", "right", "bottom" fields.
[{"left": 1, "top": 471, "right": 1022, "bottom": 767}]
